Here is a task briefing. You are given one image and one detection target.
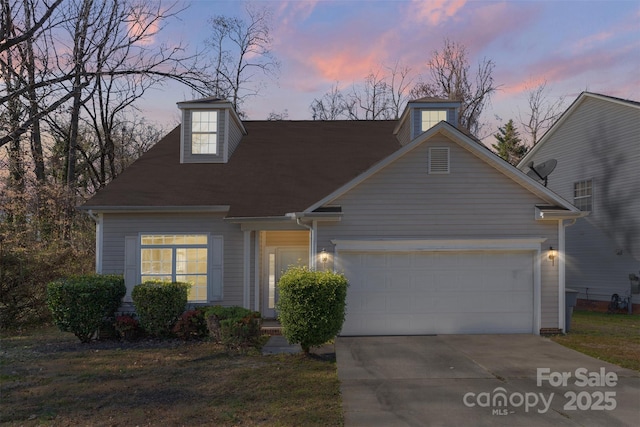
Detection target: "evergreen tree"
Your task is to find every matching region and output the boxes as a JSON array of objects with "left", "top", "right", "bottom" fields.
[{"left": 492, "top": 119, "right": 528, "bottom": 165}]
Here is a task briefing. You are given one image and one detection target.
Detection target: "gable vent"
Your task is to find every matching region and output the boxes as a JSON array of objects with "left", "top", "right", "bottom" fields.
[{"left": 429, "top": 147, "right": 450, "bottom": 174}]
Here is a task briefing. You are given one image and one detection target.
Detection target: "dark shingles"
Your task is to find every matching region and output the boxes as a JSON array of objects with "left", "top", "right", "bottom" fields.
[{"left": 82, "top": 120, "right": 401, "bottom": 217}]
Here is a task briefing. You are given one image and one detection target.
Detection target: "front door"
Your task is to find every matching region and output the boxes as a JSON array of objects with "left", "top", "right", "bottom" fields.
[{"left": 263, "top": 247, "right": 308, "bottom": 318}]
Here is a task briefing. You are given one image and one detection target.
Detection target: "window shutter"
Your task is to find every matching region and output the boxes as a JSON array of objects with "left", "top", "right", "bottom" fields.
[
  {"left": 124, "top": 236, "right": 138, "bottom": 302},
  {"left": 210, "top": 235, "right": 224, "bottom": 301},
  {"left": 429, "top": 147, "right": 450, "bottom": 174}
]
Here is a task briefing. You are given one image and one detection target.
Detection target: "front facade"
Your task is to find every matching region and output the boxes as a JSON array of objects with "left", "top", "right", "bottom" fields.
[
  {"left": 518, "top": 92, "right": 640, "bottom": 302},
  {"left": 82, "top": 98, "right": 583, "bottom": 335}
]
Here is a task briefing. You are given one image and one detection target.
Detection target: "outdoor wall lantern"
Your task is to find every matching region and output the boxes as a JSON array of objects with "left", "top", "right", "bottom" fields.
[
  {"left": 320, "top": 249, "right": 328, "bottom": 265},
  {"left": 548, "top": 246, "right": 557, "bottom": 266}
]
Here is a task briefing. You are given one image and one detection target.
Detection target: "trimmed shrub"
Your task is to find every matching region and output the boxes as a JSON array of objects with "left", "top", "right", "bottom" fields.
[
  {"left": 172, "top": 309, "right": 208, "bottom": 340},
  {"left": 277, "top": 266, "right": 348, "bottom": 353},
  {"left": 46, "top": 274, "right": 126, "bottom": 343},
  {"left": 131, "top": 281, "right": 190, "bottom": 337},
  {"left": 114, "top": 314, "right": 141, "bottom": 341},
  {"left": 204, "top": 305, "right": 262, "bottom": 349}
]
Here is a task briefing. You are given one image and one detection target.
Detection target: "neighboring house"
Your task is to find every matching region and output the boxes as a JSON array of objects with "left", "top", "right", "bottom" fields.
[
  {"left": 80, "top": 96, "right": 584, "bottom": 335},
  {"left": 518, "top": 92, "right": 640, "bottom": 303}
]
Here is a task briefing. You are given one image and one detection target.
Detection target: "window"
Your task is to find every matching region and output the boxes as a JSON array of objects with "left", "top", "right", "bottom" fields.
[
  {"left": 191, "top": 111, "right": 218, "bottom": 154},
  {"left": 574, "top": 180, "right": 593, "bottom": 211},
  {"left": 140, "top": 234, "right": 208, "bottom": 302},
  {"left": 429, "top": 147, "right": 450, "bottom": 174},
  {"left": 421, "top": 110, "right": 447, "bottom": 131}
]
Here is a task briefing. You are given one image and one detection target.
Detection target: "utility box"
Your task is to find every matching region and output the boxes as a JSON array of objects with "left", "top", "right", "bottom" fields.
[{"left": 565, "top": 288, "right": 579, "bottom": 333}]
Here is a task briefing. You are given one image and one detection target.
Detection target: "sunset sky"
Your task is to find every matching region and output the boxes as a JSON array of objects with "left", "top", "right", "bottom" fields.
[{"left": 141, "top": 0, "right": 640, "bottom": 137}]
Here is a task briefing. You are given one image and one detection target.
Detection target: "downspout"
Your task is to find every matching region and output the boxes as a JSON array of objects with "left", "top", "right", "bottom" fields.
[
  {"left": 295, "top": 215, "right": 316, "bottom": 269},
  {"left": 86, "top": 210, "right": 102, "bottom": 274},
  {"left": 559, "top": 218, "right": 578, "bottom": 331}
]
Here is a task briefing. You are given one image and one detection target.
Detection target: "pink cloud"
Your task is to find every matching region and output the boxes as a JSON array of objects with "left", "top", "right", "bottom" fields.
[{"left": 409, "top": 0, "right": 467, "bottom": 26}]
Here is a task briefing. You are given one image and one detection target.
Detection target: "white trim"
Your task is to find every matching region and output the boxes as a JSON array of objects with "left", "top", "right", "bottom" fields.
[
  {"left": 79, "top": 205, "right": 230, "bottom": 213},
  {"left": 558, "top": 220, "right": 566, "bottom": 331},
  {"left": 254, "top": 232, "right": 261, "bottom": 312},
  {"left": 243, "top": 230, "right": 251, "bottom": 309},
  {"left": 306, "top": 121, "right": 580, "bottom": 214},
  {"left": 95, "top": 213, "right": 103, "bottom": 273},
  {"left": 331, "top": 238, "right": 547, "bottom": 252},
  {"left": 534, "top": 245, "right": 542, "bottom": 335},
  {"left": 223, "top": 109, "right": 230, "bottom": 163},
  {"left": 310, "top": 220, "right": 318, "bottom": 269},
  {"left": 518, "top": 92, "right": 640, "bottom": 169},
  {"left": 535, "top": 206, "right": 587, "bottom": 220}
]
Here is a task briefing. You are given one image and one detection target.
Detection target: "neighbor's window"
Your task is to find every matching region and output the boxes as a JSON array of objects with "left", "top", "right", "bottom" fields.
[
  {"left": 573, "top": 179, "right": 593, "bottom": 211},
  {"left": 421, "top": 110, "right": 447, "bottom": 131},
  {"left": 140, "top": 234, "right": 208, "bottom": 301},
  {"left": 191, "top": 111, "right": 218, "bottom": 154}
]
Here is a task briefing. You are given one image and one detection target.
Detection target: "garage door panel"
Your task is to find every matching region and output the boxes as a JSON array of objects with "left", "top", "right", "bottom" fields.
[{"left": 340, "top": 251, "right": 534, "bottom": 336}]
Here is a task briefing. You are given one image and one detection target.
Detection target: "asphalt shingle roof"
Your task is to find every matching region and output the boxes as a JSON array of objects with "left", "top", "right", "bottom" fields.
[{"left": 82, "top": 120, "right": 401, "bottom": 217}]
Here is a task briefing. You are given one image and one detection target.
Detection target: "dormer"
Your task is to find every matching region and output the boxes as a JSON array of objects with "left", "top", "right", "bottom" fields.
[
  {"left": 177, "top": 97, "right": 247, "bottom": 163},
  {"left": 394, "top": 97, "right": 461, "bottom": 146}
]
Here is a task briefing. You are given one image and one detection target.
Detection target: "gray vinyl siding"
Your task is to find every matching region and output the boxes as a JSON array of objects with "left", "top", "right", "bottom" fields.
[
  {"left": 396, "top": 117, "right": 411, "bottom": 146},
  {"left": 227, "top": 109, "right": 244, "bottom": 160},
  {"left": 317, "top": 134, "right": 560, "bottom": 328},
  {"left": 525, "top": 96, "right": 640, "bottom": 301},
  {"left": 181, "top": 108, "right": 227, "bottom": 163},
  {"left": 101, "top": 212, "right": 244, "bottom": 306}
]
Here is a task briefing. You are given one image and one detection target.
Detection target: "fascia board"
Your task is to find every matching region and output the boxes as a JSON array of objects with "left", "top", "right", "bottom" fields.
[
  {"left": 306, "top": 120, "right": 579, "bottom": 214},
  {"left": 439, "top": 124, "right": 581, "bottom": 213},
  {"left": 305, "top": 122, "right": 447, "bottom": 212},
  {"left": 77, "top": 205, "right": 230, "bottom": 213},
  {"left": 518, "top": 92, "right": 640, "bottom": 169},
  {"left": 331, "top": 238, "right": 547, "bottom": 252},
  {"left": 517, "top": 93, "right": 587, "bottom": 169}
]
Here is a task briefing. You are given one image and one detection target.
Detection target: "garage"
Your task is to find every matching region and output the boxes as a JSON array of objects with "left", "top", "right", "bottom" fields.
[{"left": 336, "top": 243, "right": 538, "bottom": 336}]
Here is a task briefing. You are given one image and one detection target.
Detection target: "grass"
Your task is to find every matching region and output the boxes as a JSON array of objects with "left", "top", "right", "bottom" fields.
[
  {"left": 0, "top": 326, "right": 343, "bottom": 426},
  {"left": 551, "top": 310, "right": 640, "bottom": 371}
]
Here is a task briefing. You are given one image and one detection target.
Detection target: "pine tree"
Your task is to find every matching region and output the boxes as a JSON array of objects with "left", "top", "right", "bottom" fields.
[{"left": 492, "top": 119, "right": 528, "bottom": 165}]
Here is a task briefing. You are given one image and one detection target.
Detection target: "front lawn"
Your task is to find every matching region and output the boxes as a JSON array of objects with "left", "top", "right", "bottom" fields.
[
  {"left": 551, "top": 310, "right": 640, "bottom": 371},
  {"left": 0, "top": 327, "right": 343, "bottom": 426}
]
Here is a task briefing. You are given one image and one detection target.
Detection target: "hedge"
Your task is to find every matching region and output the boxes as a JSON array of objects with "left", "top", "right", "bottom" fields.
[
  {"left": 46, "top": 274, "right": 125, "bottom": 343},
  {"left": 277, "top": 266, "right": 348, "bottom": 353},
  {"left": 132, "top": 281, "right": 190, "bottom": 337}
]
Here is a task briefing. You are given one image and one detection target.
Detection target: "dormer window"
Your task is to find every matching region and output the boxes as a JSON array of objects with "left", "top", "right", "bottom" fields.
[
  {"left": 421, "top": 110, "right": 447, "bottom": 132},
  {"left": 192, "top": 111, "right": 218, "bottom": 154},
  {"left": 177, "top": 97, "right": 247, "bottom": 164}
]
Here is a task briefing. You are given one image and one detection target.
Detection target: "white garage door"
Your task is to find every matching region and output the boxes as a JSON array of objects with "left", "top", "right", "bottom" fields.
[{"left": 339, "top": 251, "right": 534, "bottom": 335}]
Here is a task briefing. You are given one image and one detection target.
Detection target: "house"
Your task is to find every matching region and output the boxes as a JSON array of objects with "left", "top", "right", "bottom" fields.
[
  {"left": 80, "top": 96, "right": 584, "bottom": 335},
  {"left": 518, "top": 92, "right": 640, "bottom": 305}
]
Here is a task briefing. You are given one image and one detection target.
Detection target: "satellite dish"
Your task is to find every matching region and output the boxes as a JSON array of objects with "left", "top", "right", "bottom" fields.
[{"left": 527, "top": 159, "right": 557, "bottom": 187}]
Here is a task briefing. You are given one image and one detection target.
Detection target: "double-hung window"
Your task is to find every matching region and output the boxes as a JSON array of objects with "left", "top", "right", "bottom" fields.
[
  {"left": 191, "top": 111, "right": 218, "bottom": 154},
  {"left": 573, "top": 179, "right": 593, "bottom": 211},
  {"left": 140, "top": 234, "right": 208, "bottom": 302},
  {"left": 421, "top": 110, "right": 447, "bottom": 132}
]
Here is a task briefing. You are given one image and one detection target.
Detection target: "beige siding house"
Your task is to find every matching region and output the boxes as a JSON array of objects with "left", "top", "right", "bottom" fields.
[
  {"left": 518, "top": 92, "right": 640, "bottom": 304},
  {"left": 81, "top": 97, "right": 584, "bottom": 335}
]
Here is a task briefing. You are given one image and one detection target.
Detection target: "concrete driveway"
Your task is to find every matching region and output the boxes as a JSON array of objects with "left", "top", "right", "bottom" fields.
[{"left": 336, "top": 335, "right": 640, "bottom": 426}]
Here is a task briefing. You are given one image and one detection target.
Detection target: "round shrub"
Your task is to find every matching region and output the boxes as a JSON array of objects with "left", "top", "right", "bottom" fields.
[
  {"left": 277, "top": 266, "right": 348, "bottom": 353},
  {"left": 131, "top": 281, "right": 190, "bottom": 337},
  {"left": 46, "top": 274, "right": 126, "bottom": 343}
]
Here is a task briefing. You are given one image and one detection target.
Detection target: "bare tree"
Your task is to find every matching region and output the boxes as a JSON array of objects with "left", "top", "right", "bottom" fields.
[
  {"left": 345, "top": 70, "right": 392, "bottom": 120},
  {"left": 519, "top": 80, "right": 566, "bottom": 146},
  {"left": 411, "top": 39, "right": 497, "bottom": 135},
  {"left": 310, "top": 82, "right": 346, "bottom": 120},
  {"left": 207, "top": 3, "right": 279, "bottom": 116},
  {"left": 387, "top": 61, "right": 414, "bottom": 119}
]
